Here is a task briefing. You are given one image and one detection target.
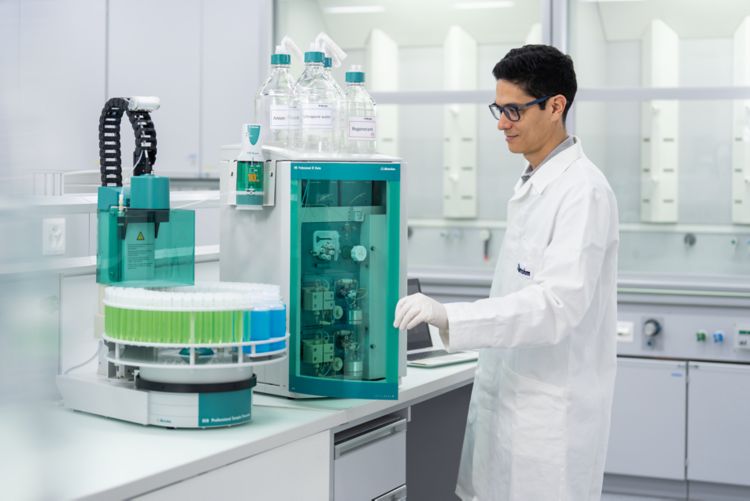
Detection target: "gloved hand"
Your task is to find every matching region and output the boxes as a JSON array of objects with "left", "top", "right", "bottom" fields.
[{"left": 393, "top": 293, "right": 448, "bottom": 331}]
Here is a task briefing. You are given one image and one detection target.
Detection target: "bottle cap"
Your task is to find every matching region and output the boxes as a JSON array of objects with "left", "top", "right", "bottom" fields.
[
  {"left": 304, "top": 51, "right": 324, "bottom": 63},
  {"left": 345, "top": 64, "right": 365, "bottom": 83}
]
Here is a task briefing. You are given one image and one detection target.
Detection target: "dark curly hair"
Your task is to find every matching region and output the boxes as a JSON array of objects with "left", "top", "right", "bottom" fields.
[{"left": 492, "top": 44, "right": 577, "bottom": 122}]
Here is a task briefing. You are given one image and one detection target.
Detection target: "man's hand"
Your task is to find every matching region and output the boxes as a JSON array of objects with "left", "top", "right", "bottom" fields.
[{"left": 393, "top": 293, "right": 448, "bottom": 331}]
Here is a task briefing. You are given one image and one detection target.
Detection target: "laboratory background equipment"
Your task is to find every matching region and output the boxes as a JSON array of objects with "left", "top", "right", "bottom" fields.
[
  {"left": 591, "top": 283, "right": 750, "bottom": 500},
  {"left": 220, "top": 145, "right": 406, "bottom": 400}
]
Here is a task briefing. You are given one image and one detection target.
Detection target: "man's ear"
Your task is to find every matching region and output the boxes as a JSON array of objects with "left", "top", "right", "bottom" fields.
[{"left": 550, "top": 95, "right": 567, "bottom": 121}]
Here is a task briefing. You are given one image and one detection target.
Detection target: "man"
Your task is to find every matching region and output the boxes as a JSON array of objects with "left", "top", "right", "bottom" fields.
[{"left": 394, "top": 45, "right": 619, "bottom": 501}]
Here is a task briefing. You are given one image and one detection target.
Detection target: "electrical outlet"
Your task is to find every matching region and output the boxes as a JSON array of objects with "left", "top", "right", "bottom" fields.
[
  {"left": 42, "top": 218, "right": 66, "bottom": 256},
  {"left": 616, "top": 321, "right": 634, "bottom": 343}
]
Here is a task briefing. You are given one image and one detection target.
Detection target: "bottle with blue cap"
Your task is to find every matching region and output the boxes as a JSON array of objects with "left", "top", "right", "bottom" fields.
[
  {"left": 324, "top": 56, "right": 345, "bottom": 98},
  {"left": 295, "top": 44, "right": 340, "bottom": 153},
  {"left": 254, "top": 38, "right": 301, "bottom": 148},
  {"left": 345, "top": 65, "right": 377, "bottom": 154}
]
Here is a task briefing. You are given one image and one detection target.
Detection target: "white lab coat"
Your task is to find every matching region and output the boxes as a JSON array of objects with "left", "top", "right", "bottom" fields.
[{"left": 444, "top": 138, "right": 619, "bottom": 501}]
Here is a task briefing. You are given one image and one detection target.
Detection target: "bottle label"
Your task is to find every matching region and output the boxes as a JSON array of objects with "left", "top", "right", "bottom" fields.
[
  {"left": 288, "top": 105, "right": 301, "bottom": 129},
  {"left": 301, "top": 104, "right": 333, "bottom": 129},
  {"left": 348, "top": 117, "right": 376, "bottom": 140},
  {"left": 269, "top": 104, "right": 300, "bottom": 130}
]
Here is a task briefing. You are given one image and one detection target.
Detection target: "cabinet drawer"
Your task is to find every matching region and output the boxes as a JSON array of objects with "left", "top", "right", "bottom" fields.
[{"left": 334, "top": 417, "right": 407, "bottom": 501}]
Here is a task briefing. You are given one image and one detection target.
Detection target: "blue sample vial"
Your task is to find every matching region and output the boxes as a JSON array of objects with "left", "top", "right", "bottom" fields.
[
  {"left": 269, "top": 304, "right": 287, "bottom": 351},
  {"left": 250, "top": 306, "right": 271, "bottom": 354},
  {"left": 241, "top": 310, "right": 252, "bottom": 354}
]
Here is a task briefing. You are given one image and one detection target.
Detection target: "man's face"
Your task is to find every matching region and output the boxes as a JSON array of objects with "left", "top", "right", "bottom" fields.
[{"left": 494, "top": 79, "right": 555, "bottom": 156}]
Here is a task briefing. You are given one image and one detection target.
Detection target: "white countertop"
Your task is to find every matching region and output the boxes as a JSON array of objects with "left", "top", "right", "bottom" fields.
[
  {"left": 255, "top": 361, "right": 476, "bottom": 426},
  {"left": 2, "top": 363, "right": 475, "bottom": 500}
]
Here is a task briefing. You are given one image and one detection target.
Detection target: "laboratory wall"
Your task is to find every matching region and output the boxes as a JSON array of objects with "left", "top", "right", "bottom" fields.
[
  {"left": 0, "top": 0, "right": 272, "bottom": 184},
  {"left": 0, "top": 0, "right": 106, "bottom": 187}
]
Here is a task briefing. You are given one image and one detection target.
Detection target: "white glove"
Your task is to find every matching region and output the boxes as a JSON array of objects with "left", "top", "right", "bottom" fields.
[{"left": 393, "top": 293, "right": 448, "bottom": 331}]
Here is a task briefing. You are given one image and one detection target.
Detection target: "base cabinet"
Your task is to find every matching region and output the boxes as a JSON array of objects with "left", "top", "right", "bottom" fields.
[
  {"left": 605, "top": 358, "right": 687, "bottom": 479},
  {"left": 687, "top": 362, "right": 750, "bottom": 486},
  {"left": 135, "top": 431, "right": 331, "bottom": 501},
  {"left": 605, "top": 358, "right": 750, "bottom": 500}
]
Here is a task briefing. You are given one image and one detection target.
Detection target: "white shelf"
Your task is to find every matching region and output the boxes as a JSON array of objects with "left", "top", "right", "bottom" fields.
[
  {"left": 10, "top": 190, "right": 221, "bottom": 216},
  {"left": 0, "top": 244, "right": 219, "bottom": 278},
  {"left": 406, "top": 218, "right": 750, "bottom": 236},
  {"left": 370, "top": 86, "right": 750, "bottom": 105}
]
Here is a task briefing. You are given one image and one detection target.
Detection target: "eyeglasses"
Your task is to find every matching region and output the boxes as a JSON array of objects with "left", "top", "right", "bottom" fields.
[{"left": 488, "top": 96, "right": 550, "bottom": 122}]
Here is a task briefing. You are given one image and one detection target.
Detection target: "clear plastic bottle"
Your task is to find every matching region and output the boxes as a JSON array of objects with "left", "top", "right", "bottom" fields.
[
  {"left": 344, "top": 65, "right": 377, "bottom": 155},
  {"left": 295, "top": 49, "right": 339, "bottom": 154},
  {"left": 254, "top": 48, "right": 299, "bottom": 148},
  {"left": 324, "top": 56, "right": 346, "bottom": 150},
  {"left": 324, "top": 57, "right": 345, "bottom": 97}
]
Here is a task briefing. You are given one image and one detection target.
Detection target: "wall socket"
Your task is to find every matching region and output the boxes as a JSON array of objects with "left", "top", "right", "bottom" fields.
[
  {"left": 42, "top": 218, "right": 66, "bottom": 256},
  {"left": 616, "top": 321, "right": 635, "bottom": 343}
]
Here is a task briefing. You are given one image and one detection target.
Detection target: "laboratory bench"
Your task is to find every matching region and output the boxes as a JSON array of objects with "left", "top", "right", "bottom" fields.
[{"left": 16, "top": 362, "right": 475, "bottom": 500}]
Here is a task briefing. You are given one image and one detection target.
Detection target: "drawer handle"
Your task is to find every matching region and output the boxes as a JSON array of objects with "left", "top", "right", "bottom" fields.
[
  {"left": 373, "top": 484, "right": 407, "bottom": 501},
  {"left": 334, "top": 419, "right": 407, "bottom": 459}
]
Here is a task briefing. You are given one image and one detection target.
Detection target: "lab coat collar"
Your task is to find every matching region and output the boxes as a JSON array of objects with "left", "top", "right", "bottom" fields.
[{"left": 510, "top": 136, "right": 582, "bottom": 201}]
